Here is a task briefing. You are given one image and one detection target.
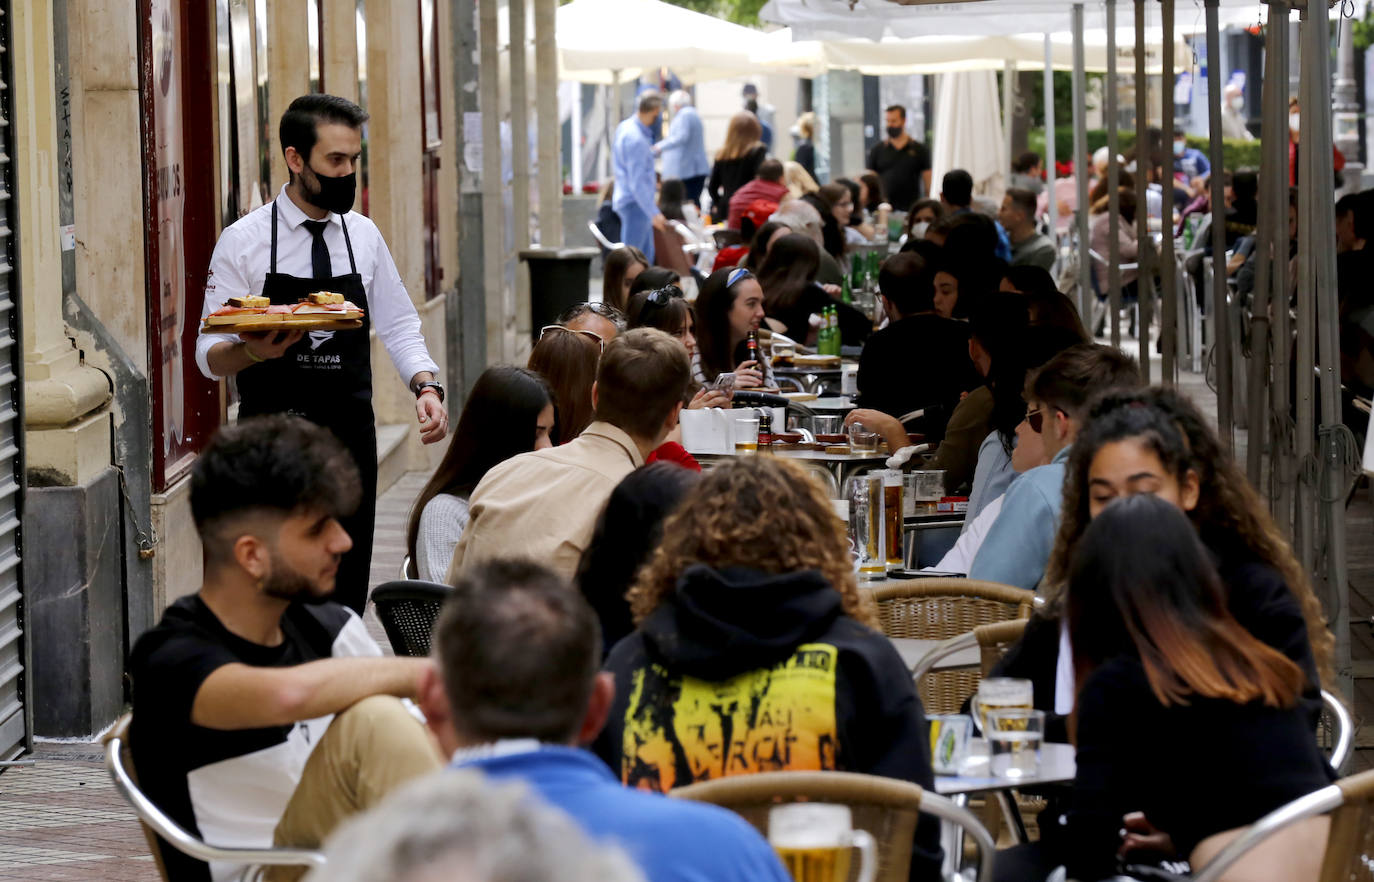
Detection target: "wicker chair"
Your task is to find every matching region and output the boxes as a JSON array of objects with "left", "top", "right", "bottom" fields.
[
  {"left": 371, "top": 579, "right": 452, "bottom": 657},
  {"left": 1185, "top": 768, "right": 1374, "bottom": 882},
  {"left": 1318, "top": 689, "right": 1355, "bottom": 772},
  {"left": 671, "top": 770, "right": 995, "bottom": 882},
  {"left": 103, "top": 714, "right": 325, "bottom": 882},
  {"left": 871, "top": 580, "right": 1034, "bottom": 714}
]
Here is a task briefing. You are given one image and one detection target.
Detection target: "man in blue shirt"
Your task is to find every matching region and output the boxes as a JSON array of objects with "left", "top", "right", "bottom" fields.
[
  {"left": 418, "top": 558, "right": 791, "bottom": 882},
  {"left": 613, "top": 90, "right": 666, "bottom": 261},
  {"left": 1173, "top": 129, "right": 1211, "bottom": 197},
  {"left": 968, "top": 344, "right": 1140, "bottom": 590},
  {"left": 655, "top": 90, "right": 709, "bottom": 206},
  {"left": 941, "top": 168, "right": 1013, "bottom": 262}
]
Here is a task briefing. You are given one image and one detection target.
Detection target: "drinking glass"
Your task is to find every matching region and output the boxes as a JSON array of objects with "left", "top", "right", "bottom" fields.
[
  {"left": 986, "top": 708, "right": 1045, "bottom": 779},
  {"left": 848, "top": 421, "right": 879, "bottom": 453},
  {"left": 848, "top": 474, "right": 886, "bottom": 581},
  {"left": 907, "top": 470, "right": 945, "bottom": 514},
  {"left": 768, "top": 803, "right": 876, "bottom": 882},
  {"left": 970, "top": 677, "right": 1034, "bottom": 734},
  {"left": 812, "top": 415, "right": 841, "bottom": 436},
  {"left": 880, "top": 470, "right": 903, "bottom": 570},
  {"left": 734, "top": 417, "right": 759, "bottom": 453}
]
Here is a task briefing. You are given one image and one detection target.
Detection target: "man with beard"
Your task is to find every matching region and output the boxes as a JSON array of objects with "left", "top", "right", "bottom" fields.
[
  {"left": 129, "top": 416, "right": 441, "bottom": 882},
  {"left": 196, "top": 93, "right": 447, "bottom": 615}
]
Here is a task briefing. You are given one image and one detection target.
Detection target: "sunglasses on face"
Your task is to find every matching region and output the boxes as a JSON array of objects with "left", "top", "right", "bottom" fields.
[
  {"left": 539, "top": 324, "right": 604, "bottom": 353},
  {"left": 1024, "top": 406, "right": 1063, "bottom": 434}
]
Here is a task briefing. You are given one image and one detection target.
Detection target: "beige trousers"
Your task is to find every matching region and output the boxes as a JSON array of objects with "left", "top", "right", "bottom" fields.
[{"left": 266, "top": 695, "right": 444, "bottom": 882}]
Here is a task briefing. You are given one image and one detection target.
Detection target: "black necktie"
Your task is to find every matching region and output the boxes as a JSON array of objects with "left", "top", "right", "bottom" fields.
[{"left": 302, "top": 220, "right": 332, "bottom": 281}]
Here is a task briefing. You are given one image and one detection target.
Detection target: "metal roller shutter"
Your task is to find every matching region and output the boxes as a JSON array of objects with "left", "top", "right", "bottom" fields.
[{"left": 0, "top": 0, "right": 30, "bottom": 761}]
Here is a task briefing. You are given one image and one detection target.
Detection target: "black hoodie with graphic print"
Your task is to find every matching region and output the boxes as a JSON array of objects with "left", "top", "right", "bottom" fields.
[{"left": 592, "top": 564, "right": 942, "bottom": 881}]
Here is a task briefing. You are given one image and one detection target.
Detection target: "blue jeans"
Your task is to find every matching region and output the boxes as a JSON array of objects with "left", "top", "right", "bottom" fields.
[{"left": 615, "top": 204, "right": 654, "bottom": 262}]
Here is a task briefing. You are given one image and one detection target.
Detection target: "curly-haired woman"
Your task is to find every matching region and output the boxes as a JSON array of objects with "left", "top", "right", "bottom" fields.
[{"left": 591, "top": 456, "right": 943, "bottom": 881}]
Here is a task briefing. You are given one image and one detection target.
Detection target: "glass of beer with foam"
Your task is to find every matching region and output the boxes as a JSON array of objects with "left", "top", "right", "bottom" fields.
[{"left": 768, "top": 803, "right": 876, "bottom": 882}]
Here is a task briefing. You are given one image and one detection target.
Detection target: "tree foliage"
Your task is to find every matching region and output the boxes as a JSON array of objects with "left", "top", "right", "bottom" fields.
[{"left": 662, "top": 0, "right": 768, "bottom": 27}]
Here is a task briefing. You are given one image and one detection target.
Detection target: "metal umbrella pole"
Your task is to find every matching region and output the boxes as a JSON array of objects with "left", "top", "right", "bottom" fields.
[
  {"left": 1134, "top": 0, "right": 1151, "bottom": 381},
  {"left": 1160, "top": 0, "right": 1177, "bottom": 384},
  {"left": 1106, "top": 0, "right": 1122, "bottom": 346},
  {"left": 1306, "top": 0, "right": 1354, "bottom": 701},
  {"left": 1072, "top": 4, "right": 1092, "bottom": 323},
  {"left": 1294, "top": 9, "right": 1316, "bottom": 574},
  {"left": 1205, "top": 0, "right": 1232, "bottom": 448},
  {"left": 1269, "top": 3, "right": 1294, "bottom": 537},
  {"left": 1246, "top": 2, "right": 1281, "bottom": 488},
  {"left": 1044, "top": 33, "right": 1059, "bottom": 262}
]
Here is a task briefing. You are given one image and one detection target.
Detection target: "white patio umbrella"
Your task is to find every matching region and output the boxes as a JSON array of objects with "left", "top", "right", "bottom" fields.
[
  {"left": 929, "top": 70, "right": 1006, "bottom": 201},
  {"left": 751, "top": 27, "right": 1191, "bottom": 75},
  {"left": 554, "top": 0, "right": 778, "bottom": 83}
]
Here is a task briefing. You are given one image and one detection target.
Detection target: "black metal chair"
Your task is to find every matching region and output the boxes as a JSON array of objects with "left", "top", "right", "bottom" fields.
[{"left": 371, "top": 580, "right": 452, "bottom": 657}]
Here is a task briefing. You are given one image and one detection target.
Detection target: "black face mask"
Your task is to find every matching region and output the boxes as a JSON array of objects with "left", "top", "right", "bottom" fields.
[
  {"left": 887, "top": 126, "right": 904, "bottom": 139},
  {"left": 302, "top": 164, "right": 357, "bottom": 215}
]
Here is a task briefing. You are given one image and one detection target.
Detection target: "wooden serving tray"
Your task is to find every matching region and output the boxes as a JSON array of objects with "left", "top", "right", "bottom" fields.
[{"left": 202, "top": 317, "right": 364, "bottom": 333}]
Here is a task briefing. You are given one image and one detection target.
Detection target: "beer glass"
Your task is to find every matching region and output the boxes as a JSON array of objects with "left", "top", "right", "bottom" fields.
[
  {"left": 986, "top": 708, "right": 1045, "bottom": 779},
  {"left": 880, "top": 470, "right": 903, "bottom": 570},
  {"left": 735, "top": 417, "right": 759, "bottom": 453},
  {"left": 769, "top": 803, "right": 877, "bottom": 882},
  {"left": 969, "top": 677, "right": 1033, "bottom": 734},
  {"left": 849, "top": 474, "right": 886, "bottom": 581}
]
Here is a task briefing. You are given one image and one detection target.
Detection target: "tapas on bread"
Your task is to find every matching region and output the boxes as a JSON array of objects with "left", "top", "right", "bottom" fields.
[{"left": 201, "top": 291, "right": 365, "bottom": 333}]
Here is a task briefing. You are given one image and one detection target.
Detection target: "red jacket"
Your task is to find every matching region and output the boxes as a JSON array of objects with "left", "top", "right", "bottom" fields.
[{"left": 726, "top": 179, "right": 789, "bottom": 230}]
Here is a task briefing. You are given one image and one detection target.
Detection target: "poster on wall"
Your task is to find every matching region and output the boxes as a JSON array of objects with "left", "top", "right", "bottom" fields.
[{"left": 144, "top": 0, "right": 222, "bottom": 489}]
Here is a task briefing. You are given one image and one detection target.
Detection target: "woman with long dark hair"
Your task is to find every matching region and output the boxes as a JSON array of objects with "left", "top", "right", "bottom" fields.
[
  {"left": 406, "top": 366, "right": 555, "bottom": 581},
  {"left": 692, "top": 267, "right": 773, "bottom": 388},
  {"left": 1056, "top": 495, "right": 1332, "bottom": 882},
  {"left": 805, "top": 184, "right": 849, "bottom": 260},
  {"left": 602, "top": 246, "right": 648, "bottom": 313},
  {"left": 992, "top": 388, "right": 1335, "bottom": 745},
  {"left": 741, "top": 221, "right": 792, "bottom": 272},
  {"left": 527, "top": 326, "right": 602, "bottom": 445},
  {"left": 756, "top": 233, "right": 870, "bottom": 347}
]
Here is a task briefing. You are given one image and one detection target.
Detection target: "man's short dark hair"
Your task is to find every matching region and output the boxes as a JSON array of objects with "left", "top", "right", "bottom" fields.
[
  {"left": 638, "top": 90, "right": 663, "bottom": 115},
  {"left": 191, "top": 415, "right": 361, "bottom": 563},
  {"left": 756, "top": 159, "right": 784, "bottom": 183},
  {"left": 1005, "top": 188, "right": 1038, "bottom": 220},
  {"left": 436, "top": 559, "right": 601, "bottom": 744},
  {"left": 942, "top": 170, "right": 973, "bottom": 207},
  {"left": 279, "top": 94, "right": 369, "bottom": 170},
  {"left": 877, "top": 252, "right": 935, "bottom": 316},
  {"left": 1026, "top": 343, "right": 1140, "bottom": 421},
  {"left": 1337, "top": 192, "right": 1360, "bottom": 219},
  {"left": 593, "top": 328, "right": 691, "bottom": 439},
  {"left": 1013, "top": 151, "right": 1041, "bottom": 173},
  {"left": 885, "top": 104, "right": 907, "bottom": 120}
]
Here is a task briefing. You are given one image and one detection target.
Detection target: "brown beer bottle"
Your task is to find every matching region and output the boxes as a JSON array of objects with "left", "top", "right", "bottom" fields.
[
  {"left": 746, "top": 329, "right": 759, "bottom": 366},
  {"left": 757, "top": 410, "right": 774, "bottom": 453}
]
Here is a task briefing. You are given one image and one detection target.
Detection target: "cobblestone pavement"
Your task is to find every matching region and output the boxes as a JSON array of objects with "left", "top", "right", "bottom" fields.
[{"left": 0, "top": 378, "right": 1368, "bottom": 877}]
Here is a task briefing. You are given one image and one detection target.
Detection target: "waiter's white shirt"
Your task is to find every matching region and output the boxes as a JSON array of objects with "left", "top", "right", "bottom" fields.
[{"left": 195, "top": 186, "right": 439, "bottom": 384}]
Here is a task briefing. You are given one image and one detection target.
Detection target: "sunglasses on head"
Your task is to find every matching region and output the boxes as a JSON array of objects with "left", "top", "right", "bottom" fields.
[
  {"left": 644, "top": 285, "right": 684, "bottom": 308},
  {"left": 539, "top": 324, "right": 604, "bottom": 353}
]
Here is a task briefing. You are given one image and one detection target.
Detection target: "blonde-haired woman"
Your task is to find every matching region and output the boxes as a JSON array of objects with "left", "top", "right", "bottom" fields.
[
  {"left": 591, "top": 456, "right": 943, "bottom": 880},
  {"left": 793, "top": 111, "right": 817, "bottom": 179},
  {"left": 707, "top": 111, "right": 767, "bottom": 217},
  {"left": 782, "top": 160, "right": 819, "bottom": 201}
]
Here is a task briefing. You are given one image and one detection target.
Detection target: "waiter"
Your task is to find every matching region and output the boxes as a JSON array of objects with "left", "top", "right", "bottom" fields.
[{"left": 196, "top": 94, "right": 447, "bottom": 614}]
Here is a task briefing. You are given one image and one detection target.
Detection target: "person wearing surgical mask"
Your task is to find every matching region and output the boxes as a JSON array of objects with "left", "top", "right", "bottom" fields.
[
  {"left": 903, "top": 198, "right": 944, "bottom": 243},
  {"left": 1221, "top": 83, "right": 1255, "bottom": 141},
  {"left": 196, "top": 93, "right": 448, "bottom": 614},
  {"left": 866, "top": 104, "right": 932, "bottom": 215}
]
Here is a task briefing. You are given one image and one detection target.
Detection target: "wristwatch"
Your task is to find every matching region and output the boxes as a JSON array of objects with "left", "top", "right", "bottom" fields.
[{"left": 413, "top": 381, "right": 445, "bottom": 403}]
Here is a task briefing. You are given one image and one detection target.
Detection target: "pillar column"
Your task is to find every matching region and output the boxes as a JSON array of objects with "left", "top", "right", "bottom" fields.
[
  {"left": 267, "top": 0, "right": 311, "bottom": 192},
  {"left": 322, "top": 0, "right": 361, "bottom": 214}
]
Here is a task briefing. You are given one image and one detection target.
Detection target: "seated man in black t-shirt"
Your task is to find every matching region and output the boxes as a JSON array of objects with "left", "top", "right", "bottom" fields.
[
  {"left": 849, "top": 252, "right": 980, "bottom": 445},
  {"left": 129, "top": 415, "right": 441, "bottom": 882}
]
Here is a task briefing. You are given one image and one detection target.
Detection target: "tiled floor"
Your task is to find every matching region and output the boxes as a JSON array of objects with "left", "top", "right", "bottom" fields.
[{"left": 1, "top": 365, "right": 1369, "bottom": 877}]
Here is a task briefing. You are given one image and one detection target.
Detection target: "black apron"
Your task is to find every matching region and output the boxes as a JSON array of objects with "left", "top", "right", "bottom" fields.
[{"left": 237, "top": 201, "right": 376, "bottom": 614}]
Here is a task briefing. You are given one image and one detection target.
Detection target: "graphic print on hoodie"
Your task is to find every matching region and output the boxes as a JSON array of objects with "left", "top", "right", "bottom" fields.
[{"left": 621, "top": 642, "right": 841, "bottom": 791}]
